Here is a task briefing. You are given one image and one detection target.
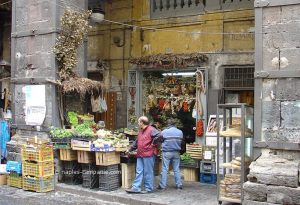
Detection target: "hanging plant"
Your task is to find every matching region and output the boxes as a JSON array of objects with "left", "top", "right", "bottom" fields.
[{"left": 53, "top": 7, "right": 92, "bottom": 80}]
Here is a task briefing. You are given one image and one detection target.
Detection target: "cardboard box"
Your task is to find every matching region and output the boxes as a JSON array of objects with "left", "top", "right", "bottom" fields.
[
  {"left": 0, "top": 174, "right": 7, "bottom": 185},
  {"left": 95, "top": 152, "right": 120, "bottom": 166}
]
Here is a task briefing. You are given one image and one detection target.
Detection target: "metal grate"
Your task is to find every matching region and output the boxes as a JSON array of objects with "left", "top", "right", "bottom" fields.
[{"left": 224, "top": 66, "right": 254, "bottom": 88}]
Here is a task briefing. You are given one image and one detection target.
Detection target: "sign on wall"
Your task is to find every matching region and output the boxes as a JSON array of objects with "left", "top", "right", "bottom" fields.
[{"left": 23, "top": 85, "right": 46, "bottom": 126}]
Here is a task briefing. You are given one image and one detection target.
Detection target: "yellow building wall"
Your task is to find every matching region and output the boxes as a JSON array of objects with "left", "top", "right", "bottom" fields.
[{"left": 88, "top": 0, "right": 254, "bottom": 85}]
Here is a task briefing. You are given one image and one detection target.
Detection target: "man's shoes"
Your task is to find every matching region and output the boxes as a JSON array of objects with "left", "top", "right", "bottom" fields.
[
  {"left": 141, "top": 190, "right": 153, "bottom": 194},
  {"left": 157, "top": 186, "right": 166, "bottom": 191},
  {"left": 125, "top": 188, "right": 141, "bottom": 193},
  {"left": 176, "top": 186, "right": 183, "bottom": 190}
]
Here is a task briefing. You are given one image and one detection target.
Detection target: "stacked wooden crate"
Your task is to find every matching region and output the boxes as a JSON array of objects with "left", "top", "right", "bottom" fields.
[{"left": 182, "top": 144, "right": 202, "bottom": 182}]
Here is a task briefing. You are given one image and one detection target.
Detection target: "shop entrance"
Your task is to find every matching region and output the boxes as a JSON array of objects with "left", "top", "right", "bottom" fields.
[{"left": 128, "top": 68, "right": 208, "bottom": 145}]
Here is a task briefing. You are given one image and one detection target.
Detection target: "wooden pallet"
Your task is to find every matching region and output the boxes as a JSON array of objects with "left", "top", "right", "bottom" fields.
[{"left": 186, "top": 144, "right": 202, "bottom": 159}]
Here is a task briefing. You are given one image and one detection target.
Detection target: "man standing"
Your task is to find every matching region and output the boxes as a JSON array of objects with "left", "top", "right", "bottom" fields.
[
  {"left": 158, "top": 118, "right": 183, "bottom": 190},
  {"left": 126, "top": 116, "right": 160, "bottom": 193}
]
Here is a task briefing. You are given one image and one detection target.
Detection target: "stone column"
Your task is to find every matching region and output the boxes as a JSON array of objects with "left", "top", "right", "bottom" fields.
[
  {"left": 11, "top": 0, "right": 87, "bottom": 137},
  {"left": 8, "top": 0, "right": 87, "bottom": 161},
  {"left": 245, "top": 1, "right": 300, "bottom": 204}
]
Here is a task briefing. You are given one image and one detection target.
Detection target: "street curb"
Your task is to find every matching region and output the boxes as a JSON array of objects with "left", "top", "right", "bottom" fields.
[{"left": 55, "top": 184, "right": 166, "bottom": 205}]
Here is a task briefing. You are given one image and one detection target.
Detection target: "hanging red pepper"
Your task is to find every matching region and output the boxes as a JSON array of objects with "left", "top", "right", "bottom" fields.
[
  {"left": 158, "top": 99, "right": 165, "bottom": 109},
  {"left": 196, "top": 120, "right": 204, "bottom": 137}
]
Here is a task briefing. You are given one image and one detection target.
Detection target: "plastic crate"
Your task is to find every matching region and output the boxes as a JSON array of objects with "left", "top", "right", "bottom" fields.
[
  {"left": 82, "top": 170, "right": 99, "bottom": 189},
  {"left": 99, "top": 181, "right": 120, "bottom": 192},
  {"left": 6, "top": 161, "right": 22, "bottom": 174},
  {"left": 82, "top": 163, "right": 99, "bottom": 187},
  {"left": 199, "top": 173, "right": 217, "bottom": 184},
  {"left": 200, "top": 161, "right": 216, "bottom": 174},
  {"left": 22, "top": 161, "right": 54, "bottom": 177},
  {"left": 62, "top": 160, "right": 81, "bottom": 171},
  {"left": 62, "top": 172, "right": 83, "bottom": 185},
  {"left": 21, "top": 144, "right": 53, "bottom": 162},
  {"left": 7, "top": 173, "right": 22, "bottom": 188},
  {"left": 98, "top": 164, "right": 120, "bottom": 181},
  {"left": 23, "top": 175, "right": 54, "bottom": 192},
  {"left": 180, "top": 159, "right": 200, "bottom": 168},
  {"left": 98, "top": 164, "right": 120, "bottom": 172}
]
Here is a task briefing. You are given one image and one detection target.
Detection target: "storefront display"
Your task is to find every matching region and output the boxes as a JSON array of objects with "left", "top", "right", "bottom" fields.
[{"left": 128, "top": 69, "right": 208, "bottom": 144}]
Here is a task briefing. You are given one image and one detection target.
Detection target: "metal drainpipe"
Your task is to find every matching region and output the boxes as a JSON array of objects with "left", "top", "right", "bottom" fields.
[{"left": 122, "top": 28, "right": 126, "bottom": 91}]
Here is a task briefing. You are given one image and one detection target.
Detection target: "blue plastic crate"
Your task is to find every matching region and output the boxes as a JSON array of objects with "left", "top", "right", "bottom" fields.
[
  {"left": 200, "top": 161, "right": 216, "bottom": 174},
  {"left": 6, "top": 161, "right": 22, "bottom": 174},
  {"left": 199, "top": 173, "right": 217, "bottom": 184}
]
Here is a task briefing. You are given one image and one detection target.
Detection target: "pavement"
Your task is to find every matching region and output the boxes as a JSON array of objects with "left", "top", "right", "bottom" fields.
[{"left": 0, "top": 176, "right": 238, "bottom": 205}]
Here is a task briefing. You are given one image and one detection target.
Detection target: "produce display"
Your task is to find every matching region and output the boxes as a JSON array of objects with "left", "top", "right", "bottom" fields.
[
  {"left": 50, "top": 127, "right": 73, "bottom": 142},
  {"left": 74, "top": 123, "right": 95, "bottom": 137},
  {"left": 93, "top": 130, "right": 129, "bottom": 150}
]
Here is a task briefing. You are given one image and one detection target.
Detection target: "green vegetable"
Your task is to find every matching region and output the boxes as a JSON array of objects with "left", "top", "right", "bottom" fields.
[
  {"left": 180, "top": 153, "right": 192, "bottom": 161},
  {"left": 68, "top": 112, "right": 78, "bottom": 126},
  {"left": 50, "top": 127, "right": 73, "bottom": 138}
]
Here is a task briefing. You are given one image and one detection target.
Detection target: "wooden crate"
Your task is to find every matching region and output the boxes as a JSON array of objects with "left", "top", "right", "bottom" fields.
[
  {"left": 95, "top": 152, "right": 120, "bottom": 166},
  {"left": 121, "top": 163, "right": 135, "bottom": 189},
  {"left": 77, "top": 151, "right": 95, "bottom": 164},
  {"left": 186, "top": 144, "right": 202, "bottom": 159},
  {"left": 182, "top": 167, "right": 199, "bottom": 182},
  {"left": 71, "top": 139, "right": 92, "bottom": 151},
  {"left": 60, "top": 149, "right": 77, "bottom": 161}
]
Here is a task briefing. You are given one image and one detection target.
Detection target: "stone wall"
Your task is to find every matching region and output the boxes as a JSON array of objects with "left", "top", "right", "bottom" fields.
[{"left": 245, "top": 1, "right": 300, "bottom": 204}]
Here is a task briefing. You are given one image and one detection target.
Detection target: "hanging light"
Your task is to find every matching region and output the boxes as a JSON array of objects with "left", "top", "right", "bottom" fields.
[{"left": 90, "top": 7, "right": 105, "bottom": 23}]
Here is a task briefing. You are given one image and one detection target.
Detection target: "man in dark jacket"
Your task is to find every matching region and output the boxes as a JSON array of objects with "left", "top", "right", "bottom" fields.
[
  {"left": 157, "top": 118, "right": 183, "bottom": 190},
  {"left": 126, "top": 116, "right": 160, "bottom": 194}
]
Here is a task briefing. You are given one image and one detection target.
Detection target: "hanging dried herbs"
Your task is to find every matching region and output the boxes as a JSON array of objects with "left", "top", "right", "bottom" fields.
[
  {"left": 53, "top": 7, "right": 92, "bottom": 80},
  {"left": 129, "top": 53, "right": 208, "bottom": 69}
]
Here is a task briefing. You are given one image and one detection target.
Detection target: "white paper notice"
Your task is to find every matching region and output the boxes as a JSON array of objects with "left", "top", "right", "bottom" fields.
[
  {"left": 23, "top": 85, "right": 46, "bottom": 126},
  {"left": 204, "top": 151, "right": 212, "bottom": 160}
]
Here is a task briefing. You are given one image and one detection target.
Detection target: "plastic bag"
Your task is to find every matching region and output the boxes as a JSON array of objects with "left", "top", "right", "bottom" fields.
[{"left": 99, "top": 93, "right": 107, "bottom": 113}]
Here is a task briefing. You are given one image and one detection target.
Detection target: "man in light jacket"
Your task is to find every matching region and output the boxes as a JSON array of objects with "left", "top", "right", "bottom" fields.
[{"left": 157, "top": 118, "right": 183, "bottom": 190}]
